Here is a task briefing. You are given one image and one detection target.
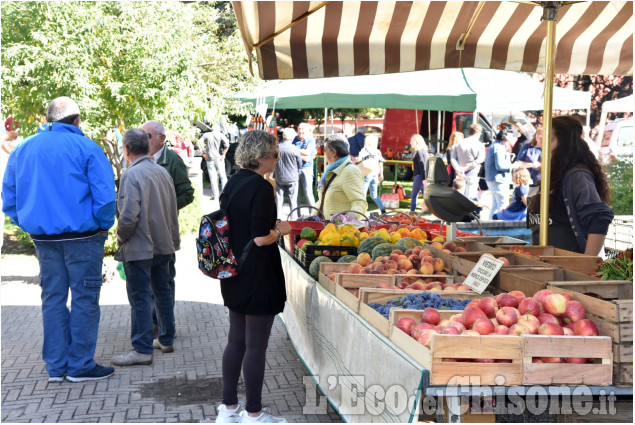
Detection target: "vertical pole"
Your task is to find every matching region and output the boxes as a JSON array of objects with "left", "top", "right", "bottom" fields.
[{"left": 539, "top": 10, "right": 557, "bottom": 246}]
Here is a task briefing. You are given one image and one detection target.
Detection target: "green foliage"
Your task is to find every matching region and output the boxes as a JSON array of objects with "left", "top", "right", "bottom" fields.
[
  {"left": 597, "top": 248, "right": 633, "bottom": 281},
  {"left": 1, "top": 1, "right": 257, "bottom": 176},
  {"left": 605, "top": 157, "right": 633, "bottom": 215}
]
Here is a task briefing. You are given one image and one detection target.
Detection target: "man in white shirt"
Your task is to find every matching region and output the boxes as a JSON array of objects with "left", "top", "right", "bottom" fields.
[{"left": 451, "top": 124, "right": 486, "bottom": 200}]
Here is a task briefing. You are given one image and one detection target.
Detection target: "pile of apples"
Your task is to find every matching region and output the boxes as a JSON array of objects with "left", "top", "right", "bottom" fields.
[{"left": 396, "top": 288, "right": 600, "bottom": 363}]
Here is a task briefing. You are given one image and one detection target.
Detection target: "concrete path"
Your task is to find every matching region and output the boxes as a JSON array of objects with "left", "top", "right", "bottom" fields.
[{"left": 1, "top": 188, "right": 341, "bottom": 423}]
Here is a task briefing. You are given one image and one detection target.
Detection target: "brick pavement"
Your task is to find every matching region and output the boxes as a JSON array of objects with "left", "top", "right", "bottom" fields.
[{"left": 1, "top": 187, "right": 341, "bottom": 423}]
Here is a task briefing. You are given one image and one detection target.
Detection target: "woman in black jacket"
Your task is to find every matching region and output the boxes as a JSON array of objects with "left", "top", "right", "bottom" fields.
[
  {"left": 215, "top": 130, "right": 291, "bottom": 423},
  {"left": 528, "top": 116, "right": 613, "bottom": 256}
]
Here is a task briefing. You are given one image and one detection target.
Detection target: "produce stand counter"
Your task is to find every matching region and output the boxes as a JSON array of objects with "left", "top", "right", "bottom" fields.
[{"left": 278, "top": 247, "right": 633, "bottom": 423}]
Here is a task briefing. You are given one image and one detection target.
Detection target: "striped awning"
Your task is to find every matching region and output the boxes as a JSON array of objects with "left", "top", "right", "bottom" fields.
[{"left": 232, "top": 1, "right": 633, "bottom": 79}]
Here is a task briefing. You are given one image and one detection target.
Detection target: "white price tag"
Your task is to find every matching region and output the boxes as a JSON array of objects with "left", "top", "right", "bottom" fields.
[{"left": 462, "top": 254, "right": 505, "bottom": 294}]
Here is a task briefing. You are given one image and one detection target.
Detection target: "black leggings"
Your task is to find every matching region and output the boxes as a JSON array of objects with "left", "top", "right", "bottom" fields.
[{"left": 222, "top": 310, "right": 275, "bottom": 413}]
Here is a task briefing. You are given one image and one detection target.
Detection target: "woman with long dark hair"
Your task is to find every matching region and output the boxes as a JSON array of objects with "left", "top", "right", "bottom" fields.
[{"left": 528, "top": 116, "right": 613, "bottom": 256}]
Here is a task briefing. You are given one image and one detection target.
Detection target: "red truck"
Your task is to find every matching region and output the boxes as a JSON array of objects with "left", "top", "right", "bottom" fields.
[{"left": 380, "top": 109, "right": 495, "bottom": 179}]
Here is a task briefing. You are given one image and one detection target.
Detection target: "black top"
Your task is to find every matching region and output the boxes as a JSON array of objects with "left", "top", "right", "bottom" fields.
[
  {"left": 219, "top": 169, "right": 287, "bottom": 315},
  {"left": 412, "top": 149, "right": 428, "bottom": 178}
]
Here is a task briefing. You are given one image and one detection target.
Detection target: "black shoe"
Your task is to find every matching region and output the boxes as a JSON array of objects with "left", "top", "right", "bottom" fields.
[
  {"left": 66, "top": 364, "right": 115, "bottom": 382},
  {"left": 210, "top": 197, "right": 216, "bottom": 201}
]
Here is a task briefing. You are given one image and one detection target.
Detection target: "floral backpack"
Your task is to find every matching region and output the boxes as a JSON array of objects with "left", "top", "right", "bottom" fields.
[{"left": 196, "top": 176, "right": 256, "bottom": 279}]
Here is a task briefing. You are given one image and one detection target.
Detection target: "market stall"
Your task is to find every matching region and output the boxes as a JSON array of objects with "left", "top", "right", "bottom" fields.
[{"left": 278, "top": 216, "right": 632, "bottom": 423}]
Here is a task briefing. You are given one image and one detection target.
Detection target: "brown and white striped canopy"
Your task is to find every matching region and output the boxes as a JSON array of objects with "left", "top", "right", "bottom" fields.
[{"left": 232, "top": 1, "right": 633, "bottom": 80}]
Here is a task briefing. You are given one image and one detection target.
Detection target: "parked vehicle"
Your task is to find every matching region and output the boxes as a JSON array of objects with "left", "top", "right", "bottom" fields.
[
  {"left": 380, "top": 109, "right": 495, "bottom": 179},
  {"left": 597, "top": 117, "right": 634, "bottom": 161}
]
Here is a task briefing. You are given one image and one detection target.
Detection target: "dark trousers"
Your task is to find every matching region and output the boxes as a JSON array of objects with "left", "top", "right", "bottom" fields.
[{"left": 222, "top": 311, "right": 275, "bottom": 413}]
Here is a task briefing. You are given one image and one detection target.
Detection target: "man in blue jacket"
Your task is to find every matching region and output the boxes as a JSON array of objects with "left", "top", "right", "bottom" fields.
[{"left": 2, "top": 97, "right": 117, "bottom": 383}]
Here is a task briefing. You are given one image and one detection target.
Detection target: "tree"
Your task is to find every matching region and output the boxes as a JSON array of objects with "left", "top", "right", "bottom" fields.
[{"left": 1, "top": 1, "right": 257, "bottom": 178}]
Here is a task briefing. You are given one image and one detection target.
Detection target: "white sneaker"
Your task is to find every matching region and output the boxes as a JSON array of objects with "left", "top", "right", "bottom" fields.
[
  {"left": 238, "top": 408, "right": 288, "bottom": 423},
  {"left": 216, "top": 401, "right": 244, "bottom": 423}
]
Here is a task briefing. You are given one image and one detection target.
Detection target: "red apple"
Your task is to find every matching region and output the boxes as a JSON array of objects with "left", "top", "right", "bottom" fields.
[
  {"left": 421, "top": 307, "right": 441, "bottom": 325},
  {"left": 496, "top": 307, "right": 519, "bottom": 327},
  {"left": 417, "top": 329, "right": 438, "bottom": 348},
  {"left": 543, "top": 294, "right": 567, "bottom": 316},
  {"left": 518, "top": 314, "right": 540, "bottom": 334},
  {"left": 564, "top": 300, "right": 586, "bottom": 323},
  {"left": 561, "top": 293, "right": 572, "bottom": 302},
  {"left": 406, "top": 282, "right": 426, "bottom": 290},
  {"left": 497, "top": 293, "right": 519, "bottom": 308},
  {"left": 533, "top": 289, "right": 553, "bottom": 305},
  {"left": 496, "top": 359, "right": 513, "bottom": 363},
  {"left": 461, "top": 307, "right": 487, "bottom": 327},
  {"left": 508, "top": 323, "right": 531, "bottom": 336},
  {"left": 462, "top": 330, "right": 480, "bottom": 336},
  {"left": 540, "top": 357, "right": 563, "bottom": 363},
  {"left": 564, "top": 322, "right": 576, "bottom": 333},
  {"left": 494, "top": 325, "right": 510, "bottom": 335},
  {"left": 538, "top": 322, "right": 565, "bottom": 336},
  {"left": 538, "top": 313, "right": 560, "bottom": 325},
  {"left": 448, "top": 313, "right": 463, "bottom": 324},
  {"left": 396, "top": 317, "right": 416, "bottom": 335},
  {"left": 441, "top": 326, "right": 461, "bottom": 335},
  {"left": 472, "top": 317, "right": 495, "bottom": 335},
  {"left": 563, "top": 327, "right": 574, "bottom": 336},
  {"left": 477, "top": 298, "right": 499, "bottom": 319},
  {"left": 497, "top": 257, "right": 510, "bottom": 266},
  {"left": 508, "top": 290, "right": 526, "bottom": 305},
  {"left": 474, "top": 358, "right": 495, "bottom": 363},
  {"left": 449, "top": 321, "right": 466, "bottom": 333},
  {"left": 565, "top": 357, "right": 588, "bottom": 364},
  {"left": 518, "top": 297, "right": 542, "bottom": 317},
  {"left": 411, "top": 322, "right": 435, "bottom": 339},
  {"left": 573, "top": 319, "right": 599, "bottom": 336}
]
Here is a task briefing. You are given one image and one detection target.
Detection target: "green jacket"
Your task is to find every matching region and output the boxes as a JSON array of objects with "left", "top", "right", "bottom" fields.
[{"left": 157, "top": 147, "right": 194, "bottom": 210}]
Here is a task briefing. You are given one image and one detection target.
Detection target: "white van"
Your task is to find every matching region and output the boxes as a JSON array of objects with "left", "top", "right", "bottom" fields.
[{"left": 597, "top": 117, "right": 633, "bottom": 161}]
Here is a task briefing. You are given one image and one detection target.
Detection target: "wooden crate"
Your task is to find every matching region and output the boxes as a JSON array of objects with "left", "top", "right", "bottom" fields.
[
  {"left": 488, "top": 269, "right": 599, "bottom": 297},
  {"left": 546, "top": 280, "right": 633, "bottom": 386},
  {"left": 435, "top": 241, "right": 509, "bottom": 254},
  {"left": 497, "top": 245, "right": 602, "bottom": 275},
  {"left": 388, "top": 309, "right": 613, "bottom": 386},
  {"left": 522, "top": 335, "right": 613, "bottom": 385}
]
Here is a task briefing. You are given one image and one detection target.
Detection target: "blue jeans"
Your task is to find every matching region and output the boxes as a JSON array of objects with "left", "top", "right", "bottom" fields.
[
  {"left": 123, "top": 254, "right": 175, "bottom": 354},
  {"left": 363, "top": 174, "right": 385, "bottom": 212},
  {"left": 34, "top": 233, "right": 107, "bottom": 377},
  {"left": 276, "top": 181, "right": 299, "bottom": 220},
  {"left": 152, "top": 253, "right": 176, "bottom": 327},
  {"left": 487, "top": 180, "right": 510, "bottom": 219},
  {"left": 206, "top": 157, "right": 227, "bottom": 198},
  {"left": 298, "top": 167, "right": 316, "bottom": 206},
  {"left": 410, "top": 175, "right": 426, "bottom": 212}
]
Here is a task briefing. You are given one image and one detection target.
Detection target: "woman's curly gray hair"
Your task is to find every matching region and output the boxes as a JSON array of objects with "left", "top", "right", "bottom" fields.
[{"left": 235, "top": 130, "right": 278, "bottom": 170}]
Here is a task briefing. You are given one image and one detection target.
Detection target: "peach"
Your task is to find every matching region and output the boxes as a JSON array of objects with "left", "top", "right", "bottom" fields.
[
  {"left": 348, "top": 263, "right": 363, "bottom": 274},
  {"left": 357, "top": 252, "right": 372, "bottom": 266},
  {"left": 419, "top": 262, "right": 434, "bottom": 275},
  {"left": 432, "top": 258, "right": 445, "bottom": 272},
  {"left": 397, "top": 259, "right": 413, "bottom": 271},
  {"left": 442, "top": 241, "right": 457, "bottom": 252}
]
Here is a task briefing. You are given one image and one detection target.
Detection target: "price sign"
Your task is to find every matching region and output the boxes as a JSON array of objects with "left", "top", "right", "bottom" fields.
[{"left": 462, "top": 255, "right": 505, "bottom": 294}]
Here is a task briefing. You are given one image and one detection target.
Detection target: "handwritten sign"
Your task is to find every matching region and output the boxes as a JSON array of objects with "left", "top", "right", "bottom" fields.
[{"left": 462, "top": 254, "right": 505, "bottom": 294}]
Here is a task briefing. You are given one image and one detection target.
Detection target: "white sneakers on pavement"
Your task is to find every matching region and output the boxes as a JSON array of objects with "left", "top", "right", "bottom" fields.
[
  {"left": 216, "top": 401, "right": 244, "bottom": 423},
  {"left": 238, "top": 408, "right": 288, "bottom": 423}
]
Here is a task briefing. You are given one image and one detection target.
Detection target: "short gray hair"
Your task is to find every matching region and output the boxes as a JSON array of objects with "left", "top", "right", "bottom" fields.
[
  {"left": 47, "top": 97, "right": 80, "bottom": 124},
  {"left": 235, "top": 130, "right": 278, "bottom": 170},
  {"left": 143, "top": 121, "right": 165, "bottom": 136},
  {"left": 282, "top": 128, "right": 297, "bottom": 142},
  {"left": 324, "top": 134, "right": 349, "bottom": 158},
  {"left": 123, "top": 129, "right": 150, "bottom": 155}
]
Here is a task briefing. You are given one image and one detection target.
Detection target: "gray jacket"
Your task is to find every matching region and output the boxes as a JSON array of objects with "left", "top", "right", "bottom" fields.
[
  {"left": 115, "top": 156, "right": 180, "bottom": 262},
  {"left": 274, "top": 141, "right": 303, "bottom": 185}
]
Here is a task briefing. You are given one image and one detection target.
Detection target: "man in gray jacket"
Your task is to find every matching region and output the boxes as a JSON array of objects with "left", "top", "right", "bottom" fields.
[
  {"left": 275, "top": 128, "right": 303, "bottom": 220},
  {"left": 112, "top": 129, "right": 180, "bottom": 366},
  {"left": 198, "top": 125, "right": 229, "bottom": 201}
]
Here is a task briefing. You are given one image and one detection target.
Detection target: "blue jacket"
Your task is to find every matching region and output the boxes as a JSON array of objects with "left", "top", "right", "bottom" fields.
[
  {"left": 2, "top": 123, "right": 116, "bottom": 236},
  {"left": 484, "top": 141, "right": 512, "bottom": 183}
]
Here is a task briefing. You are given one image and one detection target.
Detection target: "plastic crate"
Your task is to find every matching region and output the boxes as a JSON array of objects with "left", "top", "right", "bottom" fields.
[{"left": 293, "top": 235, "right": 357, "bottom": 273}]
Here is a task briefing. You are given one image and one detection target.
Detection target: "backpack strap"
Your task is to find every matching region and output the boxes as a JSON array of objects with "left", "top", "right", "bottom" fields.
[{"left": 218, "top": 174, "right": 260, "bottom": 269}]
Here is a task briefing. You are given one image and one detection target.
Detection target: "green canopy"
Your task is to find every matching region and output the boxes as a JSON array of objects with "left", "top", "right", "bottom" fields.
[{"left": 236, "top": 68, "right": 590, "bottom": 113}]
